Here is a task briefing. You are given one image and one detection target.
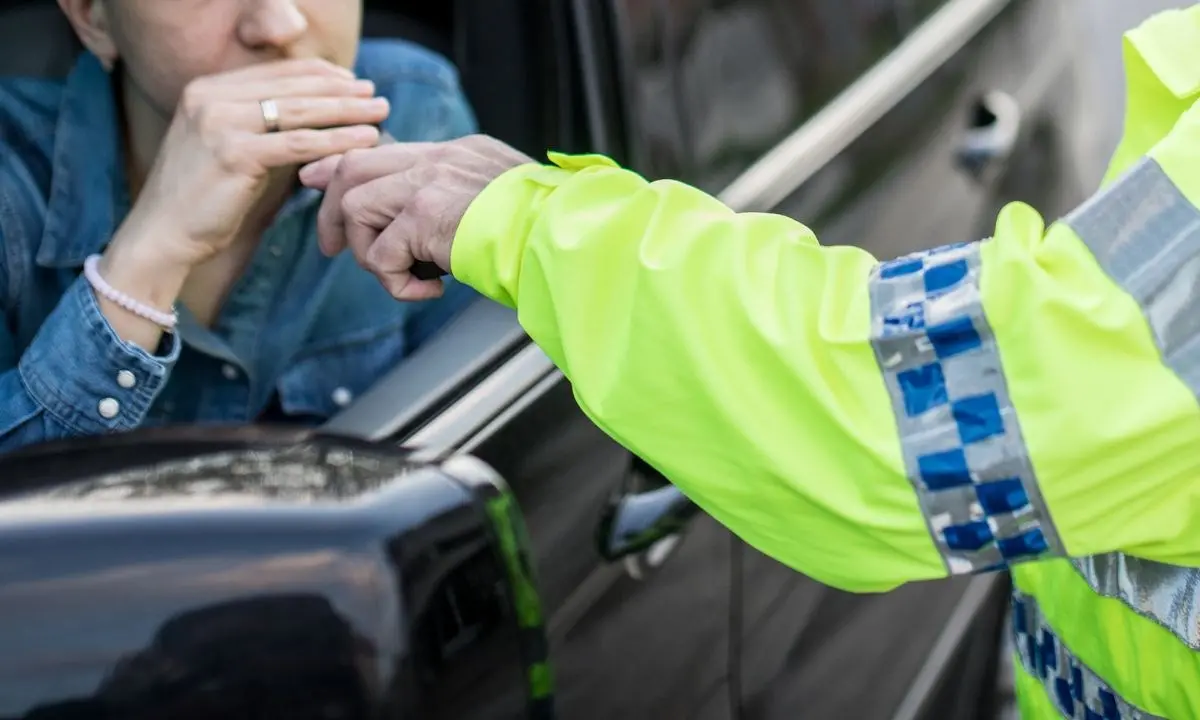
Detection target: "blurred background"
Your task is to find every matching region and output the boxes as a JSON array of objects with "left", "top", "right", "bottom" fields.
[{"left": 1076, "top": 0, "right": 1189, "bottom": 182}]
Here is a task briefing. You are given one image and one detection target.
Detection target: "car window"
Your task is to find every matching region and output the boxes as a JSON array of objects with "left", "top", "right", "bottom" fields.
[
  {"left": 664, "top": 0, "right": 908, "bottom": 192},
  {"left": 896, "top": 0, "right": 947, "bottom": 32},
  {"left": 607, "top": 0, "right": 693, "bottom": 181}
]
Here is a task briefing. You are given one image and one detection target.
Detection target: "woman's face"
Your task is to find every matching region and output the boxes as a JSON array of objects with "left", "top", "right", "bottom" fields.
[{"left": 69, "top": 0, "right": 364, "bottom": 115}]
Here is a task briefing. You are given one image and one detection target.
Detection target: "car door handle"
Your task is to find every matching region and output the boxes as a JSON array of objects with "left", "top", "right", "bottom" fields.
[
  {"left": 956, "top": 90, "right": 1022, "bottom": 178},
  {"left": 596, "top": 483, "right": 700, "bottom": 562}
]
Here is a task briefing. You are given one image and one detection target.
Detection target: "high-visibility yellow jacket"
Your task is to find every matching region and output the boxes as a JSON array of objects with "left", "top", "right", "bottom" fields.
[{"left": 450, "top": 7, "right": 1200, "bottom": 718}]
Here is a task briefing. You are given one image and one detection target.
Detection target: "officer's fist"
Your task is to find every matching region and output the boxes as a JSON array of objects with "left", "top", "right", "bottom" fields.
[{"left": 300, "top": 134, "right": 533, "bottom": 300}]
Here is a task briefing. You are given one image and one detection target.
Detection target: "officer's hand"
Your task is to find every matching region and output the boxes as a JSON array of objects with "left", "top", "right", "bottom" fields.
[{"left": 299, "top": 134, "right": 534, "bottom": 300}]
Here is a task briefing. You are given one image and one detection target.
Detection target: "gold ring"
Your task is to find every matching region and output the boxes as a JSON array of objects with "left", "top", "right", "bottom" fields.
[{"left": 260, "top": 98, "right": 280, "bottom": 133}]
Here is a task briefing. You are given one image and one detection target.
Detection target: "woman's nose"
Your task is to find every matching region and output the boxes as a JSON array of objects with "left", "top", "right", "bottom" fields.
[{"left": 238, "top": 0, "right": 309, "bottom": 51}]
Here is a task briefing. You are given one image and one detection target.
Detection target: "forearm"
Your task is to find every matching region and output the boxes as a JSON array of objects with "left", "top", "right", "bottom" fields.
[
  {"left": 452, "top": 142, "right": 1200, "bottom": 589},
  {"left": 452, "top": 155, "right": 938, "bottom": 590}
]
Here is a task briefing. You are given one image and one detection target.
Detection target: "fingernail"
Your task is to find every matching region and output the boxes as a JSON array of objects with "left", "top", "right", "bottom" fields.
[
  {"left": 354, "top": 79, "right": 375, "bottom": 93},
  {"left": 369, "top": 97, "right": 390, "bottom": 110}
]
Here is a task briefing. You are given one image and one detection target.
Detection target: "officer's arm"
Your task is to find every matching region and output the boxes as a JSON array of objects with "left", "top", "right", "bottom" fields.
[{"left": 450, "top": 107, "right": 1200, "bottom": 593}]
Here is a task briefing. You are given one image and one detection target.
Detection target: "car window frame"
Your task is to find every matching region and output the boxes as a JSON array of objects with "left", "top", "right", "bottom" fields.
[{"left": 323, "top": 0, "right": 1017, "bottom": 451}]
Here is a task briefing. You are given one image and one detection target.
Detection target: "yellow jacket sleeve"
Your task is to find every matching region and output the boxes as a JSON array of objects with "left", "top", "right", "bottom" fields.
[{"left": 449, "top": 18, "right": 1200, "bottom": 593}]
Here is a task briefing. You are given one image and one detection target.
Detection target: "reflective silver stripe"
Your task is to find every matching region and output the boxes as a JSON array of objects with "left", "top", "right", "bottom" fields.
[
  {"left": 868, "top": 242, "right": 1063, "bottom": 575},
  {"left": 1064, "top": 156, "right": 1200, "bottom": 650},
  {"left": 1066, "top": 156, "right": 1200, "bottom": 398},
  {"left": 1071, "top": 555, "right": 1200, "bottom": 650},
  {"left": 1011, "top": 590, "right": 1164, "bottom": 719}
]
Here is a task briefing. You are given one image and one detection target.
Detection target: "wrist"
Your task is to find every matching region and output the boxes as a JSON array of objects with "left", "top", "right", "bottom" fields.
[
  {"left": 100, "top": 220, "right": 193, "bottom": 310},
  {"left": 450, "top": 163, "right": 551, "bottom": 307}
]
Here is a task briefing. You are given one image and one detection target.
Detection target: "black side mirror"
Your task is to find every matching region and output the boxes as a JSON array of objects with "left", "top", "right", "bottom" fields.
[{"left": 0, "top": 427, "right": 552, "bottom": 720}]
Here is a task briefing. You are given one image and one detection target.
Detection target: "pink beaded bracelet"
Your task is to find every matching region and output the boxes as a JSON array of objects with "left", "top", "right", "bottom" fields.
[{"left": 83, "top": 254, "right": 179, "bottom": 331}]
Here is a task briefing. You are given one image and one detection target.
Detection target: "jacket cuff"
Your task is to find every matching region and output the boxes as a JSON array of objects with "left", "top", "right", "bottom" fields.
[
  {"left": 451, "top": 152, "right": 618, "bottom": 307},
  {"left": 18, "top": 276, "right": 180, "bottom": 435}
]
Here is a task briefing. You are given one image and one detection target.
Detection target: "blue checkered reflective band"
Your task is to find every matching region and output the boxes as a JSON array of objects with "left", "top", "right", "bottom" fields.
[
  {"left": 1012, "top": 590, "right": 1164, "bottom": 719},
  {"left": 867, "top": 241, "right": 1063, "bottom": 574}
]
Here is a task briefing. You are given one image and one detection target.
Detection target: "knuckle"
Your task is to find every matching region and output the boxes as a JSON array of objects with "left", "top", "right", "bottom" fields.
[
  {"left": 316, "top": 76, "right": 356, "bottom": 95},
  {"left": 285, "top": 129, "right": 322, "bottom": 154},
  {"left": 369, "top": 235, "right": 399, "bottom": 265},
  {"left": 278, "top": 97, "right": 305, "bottom": 125},
  {"left": 409, "top": 188, "right": 441, "bottom": 218},
  {"left": 193, "top": 104, "right": 223, "bottom": 134},
  {"left": 340, "top": 187, "right": 365, "bottom": 219},
  {"left": 214, "top": 136, "right": 245, "bottom": 172},
  {"left": 338, "top": 148, "right": 372, "bottom": 180},
  {"left": 337, "top": 125, "right": 378, "bottom": 148},
  {"left": 179, "top": 81, "right": 209, "bottom": 114},
  {"left": 401, "top": 161, "right": 435, "bottom": 189},
  {"left": 366, "top": 254, "right": 390, "bottom": 278}
]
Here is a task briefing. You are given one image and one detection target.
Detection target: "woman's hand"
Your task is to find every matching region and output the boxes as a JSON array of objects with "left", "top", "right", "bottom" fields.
[
  {"left": 97, "top": 58, "right": 390, "bottom": 350},
  {"left": 123, "top": 58, "right": 390, "bottom": 268}
]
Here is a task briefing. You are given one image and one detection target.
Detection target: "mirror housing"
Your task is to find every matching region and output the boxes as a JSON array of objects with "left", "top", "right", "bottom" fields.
[
  {"left": 596, "top": 484, "right": 699, "bottom": 562},
  {"left": 0, "top": 427, "right": 551, "bottom": 720}
]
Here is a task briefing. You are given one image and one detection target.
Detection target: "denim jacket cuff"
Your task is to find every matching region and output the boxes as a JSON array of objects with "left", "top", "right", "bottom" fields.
[{"left": 18, "top": 276, "right": 181, "bottom": 435}]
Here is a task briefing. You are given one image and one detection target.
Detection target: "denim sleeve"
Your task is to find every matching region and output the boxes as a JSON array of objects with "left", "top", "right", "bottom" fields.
[
  {"left": 360, "top": 35, "right": 481, "bottom": 141},
  {"left": 0, "top": 274, "right": 182, "bottom": 450}
]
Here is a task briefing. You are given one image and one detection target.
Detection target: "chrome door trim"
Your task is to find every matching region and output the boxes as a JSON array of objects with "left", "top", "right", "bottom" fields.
[
  {"left": 718, "top": 0, "right": 1014, "bottom": 213},
  {"left": 319, "top": 300, "right": 528, "bottom": 442},
  {"left": 402, "top": 343, "right": 558, "bottom": 461}
]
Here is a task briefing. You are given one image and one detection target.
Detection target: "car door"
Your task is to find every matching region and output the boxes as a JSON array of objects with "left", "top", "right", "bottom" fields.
[
  {"left": 325, "top": 299, "right": 735, "bottom": 720},
  {"left": 599, "top": 0, "right": 1084, "bottom": 717},
  {"left": 661, "top": 1, "right": 1011, "bottom": 715}
]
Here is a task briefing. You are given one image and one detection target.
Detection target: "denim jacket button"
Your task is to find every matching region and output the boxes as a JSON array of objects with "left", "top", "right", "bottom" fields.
[
  {"left": 116, "top": 370, "right": 136, "bottom": 389},
  {"left": 98, "top": 398, "right": 120, "bottom": 419},
  {"left": 331, "top": 387, "right": 353, "bottom": 407},
  {"left": 221, "top": 364, "right": 240, "bottom": 381}
]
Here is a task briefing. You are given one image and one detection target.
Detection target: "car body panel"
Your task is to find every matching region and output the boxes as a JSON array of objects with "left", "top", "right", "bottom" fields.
[{"left": 0, "top": 430, "right": 543, "bottom": 719}]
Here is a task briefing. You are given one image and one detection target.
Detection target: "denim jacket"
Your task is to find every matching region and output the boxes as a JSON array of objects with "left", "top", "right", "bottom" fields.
[{"left": 0, "top": 40, "right": 479, "bottom": 451}]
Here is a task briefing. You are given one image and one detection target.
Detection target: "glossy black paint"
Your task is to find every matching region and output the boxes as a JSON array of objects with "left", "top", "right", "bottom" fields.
[
  {"left": 0, "top": 429, "right": 543, "bottom": 720},
  {"left": 440, "top": 374, "right": 735, "bottom": 719}
]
